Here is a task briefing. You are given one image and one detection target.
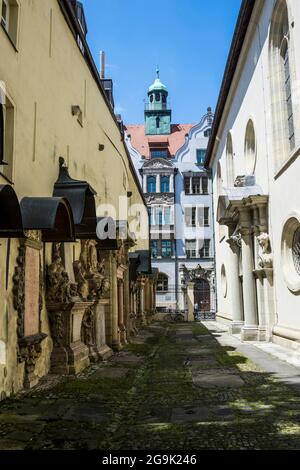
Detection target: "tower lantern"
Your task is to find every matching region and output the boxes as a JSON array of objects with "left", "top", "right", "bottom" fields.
[{"left": 145, "top": 68, "right": 171, "bottom": 135}]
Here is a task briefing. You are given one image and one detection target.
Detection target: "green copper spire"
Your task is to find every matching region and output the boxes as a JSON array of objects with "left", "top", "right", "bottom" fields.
[
  {"left": 148, "top": 66, "right": 168, "bottom": 93},
  {"left": 145, "top": 68, "right": 171, "bottom": 135}
]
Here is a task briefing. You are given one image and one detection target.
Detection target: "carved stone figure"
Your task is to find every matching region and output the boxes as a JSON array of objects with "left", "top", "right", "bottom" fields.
[
  {"left": 47, "top": 243, "right": 74, "bottom": 303},
  {"left": 81, "top": 308, "right": 94, "bottom": 347},
  {"left": 73, "top": 260, "right": 89, "bottom": 300},
  {"left": 226, "top": 232, "right": 242, "bottom": 250},
  {"left": 257, "top": 232, "right": 273, "bottom": 269}
]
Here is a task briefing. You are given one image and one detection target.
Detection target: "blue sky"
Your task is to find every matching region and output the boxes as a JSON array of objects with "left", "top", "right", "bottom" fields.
[{"left": 81, "top": 0, "right": 242, "bottom": 125}]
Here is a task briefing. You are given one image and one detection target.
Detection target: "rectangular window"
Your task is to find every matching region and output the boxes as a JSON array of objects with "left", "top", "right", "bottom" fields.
[
  {"left": 1, "top": 0, "right": 8, "bottom": 29},
  {"left": 204, "top": 207, "right": 209, "bottom": 226},
  {"left": 196, "top": 149, "right": 206, "bottom": 166},
  {"left": 164, "top": 207, "right": 170, "bottom": 225},
  {"left": 185, "top": 207, "right": 194, "bottom": 227},
  {"left": 197, "top": 207, "right": 209, "bottom": 226},
  {"left": 148, "top": 208, "right": 153, "bottom": 226},
  {"left": 283, "top": 46, "right": 295, "bottom": 150},
  {"left": 155, "top": 207, "right": 163, "bottom": 226},
  {"left": 147, "top": 176, "right": 156, "bottom": 193},
  {"left": 186, "top": 239, "right": 196, "bottom": 258},
  {"left": 201, "top": 177, "right": 208, "bottom": 194},
  {"left": 161, "top": 240, "right": 172, "bottom": 258},
  {"left": 0, "top": 95, "right": 14, "bottom": 181},
  {"left": 192, "top": 177, "right": 201, "bottom": 194},
  {"left": 199, "top": 239, "right": 210, "bottom": 258},
  {"left": 151, "top": 240, "right": 159, "bottom": 258},
  {"left": 184, "top": 177, "right": 190, "bottom": 195},
  {"left": 1, "top": 0, "right": 19, "bottom": 47},
  {"left": 160, "top": 176, "right": 170, "bottom": 193},
  {"left": 151, "top": 149, "right": 168, "bottom": 158}
]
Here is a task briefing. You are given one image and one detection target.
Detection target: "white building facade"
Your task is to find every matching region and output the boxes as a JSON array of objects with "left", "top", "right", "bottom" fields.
[{"left": 206, "top": 0, "right": 300, "bottom": 347}]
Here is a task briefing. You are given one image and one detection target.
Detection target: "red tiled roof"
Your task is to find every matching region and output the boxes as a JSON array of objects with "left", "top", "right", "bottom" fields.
[{"left": 125, "top": 123, "right": 195, "bottom": 159}]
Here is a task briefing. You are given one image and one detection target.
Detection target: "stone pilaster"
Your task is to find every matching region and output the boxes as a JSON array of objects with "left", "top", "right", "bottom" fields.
[{"left": 239, "top": 208, "right": 259, "bottom": 341}]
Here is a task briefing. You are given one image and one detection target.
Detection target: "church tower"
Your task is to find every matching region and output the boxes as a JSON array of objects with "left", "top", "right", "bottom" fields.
[{"left": 145, "top": 68, "right": 171, "bottom": 135}]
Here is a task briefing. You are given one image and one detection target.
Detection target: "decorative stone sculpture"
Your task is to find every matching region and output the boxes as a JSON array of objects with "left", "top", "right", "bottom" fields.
[
  {"left": 13, "top": 241, "right": 47, "bottom": 388},
  {"left": 257, "top": 232, "right": 273, "bottom": 269},
  {"left": 226, "top": 232, "right": 242, "bottom": 250},
  {"left": 47, "top": 243, "right": 76, "bottom": 303}
]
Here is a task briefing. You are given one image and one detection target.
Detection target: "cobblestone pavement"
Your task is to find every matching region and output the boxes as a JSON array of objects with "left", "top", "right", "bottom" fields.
[{"left": 1, "top": 322, "right": 300, "bottom": 450}]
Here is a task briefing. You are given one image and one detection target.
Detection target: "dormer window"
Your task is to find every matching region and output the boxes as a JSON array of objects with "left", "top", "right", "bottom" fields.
[{"left": 151, "top": 149, "right": 168, "bottom": 159}]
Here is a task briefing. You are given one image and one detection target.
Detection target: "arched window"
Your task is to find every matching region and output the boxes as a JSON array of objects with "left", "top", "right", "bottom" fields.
[
  {"left": 150, "top": 94, "right": 153, "bottom": 103},
  {"left": 161, "top": 175, "right": 169, "bottom": 193},
  {"left": 147, "top": 176, "right": 156, "bottom": 193},
  {"left": 269, "top": 0, "right": 295, "bottom": 165},
  {"left": 157, "top": 273, "right": 168, "bottom": 292},
  {"left": 226, "top": 133, "right": 234, "bottom": 187},
  {"left": 0, "top": 103, "right": 4, "bottom": 165},
  {"left": 156, "top": 116, "right": 160, "bottom": 129},
  {"left": 244, "top": 119, "right": 256, "bottom": 174},
  {"left": 155, "top": 92, "right": 160, "bottom": 102}
]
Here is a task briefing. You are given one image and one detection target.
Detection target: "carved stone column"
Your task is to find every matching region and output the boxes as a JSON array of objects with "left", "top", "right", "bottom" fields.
[
  {"left": 118, "top": 279, "right": 127, "bottom": 344},
  {"left": 239, "top": 208, "right": 259, "bottom": 341},
  {"left": 255, "top": 232, "right": 275, "bottom": 341},
  {"left": 13, "top": 233, "right": 47, "bottom": 389},
  {"left": 226, "top": 231, "right": 244, "bottom": 334},
  {"left": 156, "top": 174, "right": 161, "bottom": 193},
  {"left": 186, "top": 282, "right": 195, "bottom": 322},
  {"left": 123, "top": 267, "right": 131, "bottom": 338},
  {"left": 111, "top": 252, "right": 121, "bottom": 350}
]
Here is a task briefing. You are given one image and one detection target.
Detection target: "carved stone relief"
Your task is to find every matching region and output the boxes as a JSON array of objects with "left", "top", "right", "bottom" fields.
[{"left": 257, "top": 232, "right": 273, "bottom": 269}]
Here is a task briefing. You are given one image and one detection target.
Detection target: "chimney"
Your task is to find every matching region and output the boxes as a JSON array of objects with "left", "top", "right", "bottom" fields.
[{"left": 100, "top": 50, "right": 105, "bottom": 79}]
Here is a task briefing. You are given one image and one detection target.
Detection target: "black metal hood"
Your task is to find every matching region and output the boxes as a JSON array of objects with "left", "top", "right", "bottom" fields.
[
  {"left": 0, "top": 185, "right": 24, "bottom": 238},
  {"left": 53, "top": 157, "right": 97, "bottom": 239},
  {"left": 20, "top": 196, "right": 75, "bottom": 242}
]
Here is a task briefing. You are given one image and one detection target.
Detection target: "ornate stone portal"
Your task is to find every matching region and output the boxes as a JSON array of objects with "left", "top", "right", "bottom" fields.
[
  {"left": 13, "top": 234, "right": 47, "bottom": 388},
  {"left": 180, "top": 264, "right": 214, "bottom": 322}
]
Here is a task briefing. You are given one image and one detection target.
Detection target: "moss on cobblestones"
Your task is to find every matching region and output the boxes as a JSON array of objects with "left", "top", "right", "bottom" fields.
[{"left": 1, "top": 322, "right": 300, "bottom": 449}]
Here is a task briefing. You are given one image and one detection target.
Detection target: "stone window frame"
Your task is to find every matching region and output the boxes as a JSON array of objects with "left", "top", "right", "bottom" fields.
[
  {"left": 0, "top": 84, "right": 15, "bottom": 182},
  {"left": 281, "top": 211, "right": 300, "bottom": 293},
  {"left": 269, "top": 0, "right": 298, "bottom": 173},
  {"left": 157, "top": 273, "right": 168, "bottom": 292},
  {"left": 226, "top": 131, "right": 234, "bottom": 187}
]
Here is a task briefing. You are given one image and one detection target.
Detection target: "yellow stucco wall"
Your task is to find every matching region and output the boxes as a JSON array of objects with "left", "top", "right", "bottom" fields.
[{"left": 0, "top": 0, "right": 149, "bottom": 397}]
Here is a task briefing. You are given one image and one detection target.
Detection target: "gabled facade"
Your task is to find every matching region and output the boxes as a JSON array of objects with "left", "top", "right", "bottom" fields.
[{"left": 126, "top": 74, "right": 216, "bottom": 316}]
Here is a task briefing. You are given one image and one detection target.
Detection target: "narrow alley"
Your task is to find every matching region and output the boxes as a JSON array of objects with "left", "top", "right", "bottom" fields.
[{"left": 1, "top": 321, "right": 300, "bottom": 450}]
